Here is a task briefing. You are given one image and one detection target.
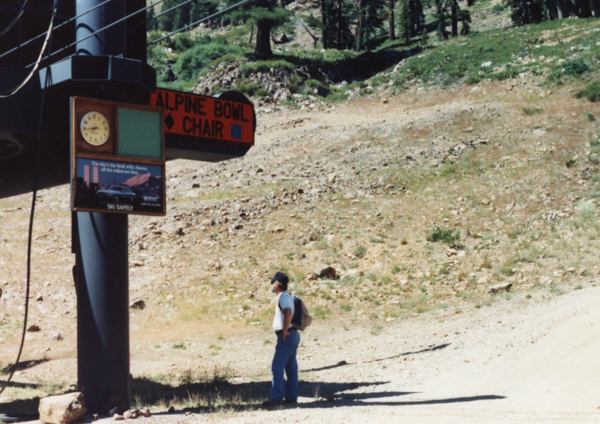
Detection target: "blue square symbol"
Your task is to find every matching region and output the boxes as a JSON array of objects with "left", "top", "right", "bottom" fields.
[{"left": 231, "top": 124, "right": 242, "bottom": 139}]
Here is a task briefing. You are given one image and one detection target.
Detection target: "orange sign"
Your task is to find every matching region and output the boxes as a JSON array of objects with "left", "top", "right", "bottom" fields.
[{"left": 150, "top": 89, "right": 254, "bottom": 144}]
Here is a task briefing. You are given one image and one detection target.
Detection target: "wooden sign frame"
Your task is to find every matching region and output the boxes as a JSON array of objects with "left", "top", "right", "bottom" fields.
[{"left": 71, "top": 97, "right": 166, "bottom": 216}]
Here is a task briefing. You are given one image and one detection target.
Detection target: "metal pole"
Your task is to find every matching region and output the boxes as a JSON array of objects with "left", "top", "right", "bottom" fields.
[
  {"left": 74, "top": 0, "right": 130, "bottom": 413},
  {"left": 74, "top": 212, "right": 129, "bottom": 413}
]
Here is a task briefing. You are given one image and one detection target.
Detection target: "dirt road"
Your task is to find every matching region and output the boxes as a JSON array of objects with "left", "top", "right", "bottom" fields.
[{"left": 117, "top": 283, "right": 600, "bottom": 424}]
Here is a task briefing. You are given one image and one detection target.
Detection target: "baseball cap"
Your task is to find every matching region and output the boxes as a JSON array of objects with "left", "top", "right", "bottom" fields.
[{"left": 269, "top": 271, "right": 289, "bottom": 285}]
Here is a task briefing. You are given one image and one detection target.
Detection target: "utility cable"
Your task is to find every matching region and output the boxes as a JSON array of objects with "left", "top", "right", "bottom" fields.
[
  {"left": 27, "top": 0, "right": 168, "bottom": 68},
  {"left": 0, "top": 0, "right": 57, "bottom": 98},
  {"left": 147, "top": 0, "right": 253, "bottom": 46},
  {"left": 0, "top": 0, "right": 31, "bottom": 37},
  {"left": 151, "top": 0, "right": 196, "bottom": 23},
  {"left": 0, "top": 0, "right": 55, "bottom": 399},
  {"left": 0, "top": 0, "right": 117, "bottom": 61}
]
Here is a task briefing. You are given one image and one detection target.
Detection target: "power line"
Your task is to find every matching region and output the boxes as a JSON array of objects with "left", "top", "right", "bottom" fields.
[
  {"left": 0, "top": 0, "right": 31, "bottom": 37},
  {"left": 0, "top": 0, "right": 57, "bottom": 98},
  {"left": 26, "top": 0, "right": 168, "bottom": 68},
  {"left": 0, "top": 0, "right": 117, "bottom": 61},
  {"left": 0, "top": 0, "right": 55, "bottom": 399},
  {"left": 152, "top": 0, "right": 196, "bottom": 21},
  {"left": 147, "top": 0, "right": 253, "bottom": 46}
]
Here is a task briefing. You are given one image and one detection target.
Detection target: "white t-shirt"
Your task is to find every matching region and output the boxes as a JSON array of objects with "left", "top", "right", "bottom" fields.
[{"left": 273, "top": 291, "right": 295, "bottom": 332}]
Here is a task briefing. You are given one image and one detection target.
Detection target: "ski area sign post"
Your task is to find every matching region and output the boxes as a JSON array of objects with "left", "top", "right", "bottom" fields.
[
  {"left": 151, "top": 88, "right": 255, "bottom": 162},
  {"left": 0, "top": 0, "right": 256, "bottom": 414},
  {"left": 71, "top": 97, "right": 166, "bottom": 216}
]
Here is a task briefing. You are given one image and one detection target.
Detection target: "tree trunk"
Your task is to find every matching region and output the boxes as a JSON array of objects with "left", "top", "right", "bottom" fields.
[
  {"left": 338, "top": 0, "right": 343, "bottom": 48},
  {"left": 299, "top": 18, "right": 319, "bottom": 47},
  {"left": 388, "top": 0, "right": 395, "bottom": 41},
  {"left": 249, "top": 22, "right": 254, "bottom": 44},
  {"left": 321, "top": 0, "right": 328, "bottom": 49},
  {"left": 592, "top": 0, "right": 600, "bottom": 16},
  {"left": 356, "top": 0, "right": 365, "bottom": 51},
  {"left": 451, "top": 1, "right": 458, "bottom": 37},
  {"left": 255, "top": 18, "right": 273, "bottom": 57},
  {"left": 577, "top": 0, "right": 592, "bottom": 16}
]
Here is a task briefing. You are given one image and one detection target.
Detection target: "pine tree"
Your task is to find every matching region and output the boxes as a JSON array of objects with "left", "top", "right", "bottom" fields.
[
  {"left": 436, "top": 0, "right": 473, "bottom": 39},
  {"left": 237, "top": 0, "right": 291, "bottom": 57},
  {"left": 190, "top": 0, "right": 218, "bottom": 27},
  {"left": 356, "top": 0, "right": 365, "bottom": 51},
  {"left": 159, "top": 0, "right": 178, "bottom": 31},
  {"left": 147, "top": 7, "right": 158, "bottom": 31},
  {"left": 435, "top": 0, "right": 449, "bottom": 40},
  {"left": 398, "top": 0, "right": 425, "bottom": 44},
  {"left": 388, "top": 0, "right": 395, "bottom": 41}
]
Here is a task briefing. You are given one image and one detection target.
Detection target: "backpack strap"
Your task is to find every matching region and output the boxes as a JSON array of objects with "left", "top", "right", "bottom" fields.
[{"left": 277, "top": 291, "right": 289, "bottom": 312}]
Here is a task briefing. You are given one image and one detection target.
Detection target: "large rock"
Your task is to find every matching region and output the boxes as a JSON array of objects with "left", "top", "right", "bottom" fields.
[
  {"left": 39, "top": 392, "right": 86, "bottom": 424},
  {"left": 314, "top": 264, "right": 336, "bottom": 279}
]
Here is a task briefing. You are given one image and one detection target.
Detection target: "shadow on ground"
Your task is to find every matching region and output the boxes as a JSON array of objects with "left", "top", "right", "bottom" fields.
[
  {"left": 303, "top": 343, "right": 451, "bottom": 373},
  {"left": 0, "top": 343, "right": 503, "bottom": 417}
]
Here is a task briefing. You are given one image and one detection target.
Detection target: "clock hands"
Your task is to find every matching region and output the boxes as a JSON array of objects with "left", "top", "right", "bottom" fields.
[{"left": 82, "top": 126, "right": 99, "bottom": 133}]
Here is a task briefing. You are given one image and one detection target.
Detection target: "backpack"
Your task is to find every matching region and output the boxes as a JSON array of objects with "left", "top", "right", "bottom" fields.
[{"left": 279, "top": 293, "right": 312, "bottom": 331}]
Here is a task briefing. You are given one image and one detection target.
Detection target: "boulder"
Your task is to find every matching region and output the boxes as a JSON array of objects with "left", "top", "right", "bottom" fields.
[
  {"left": 39, "top": 392, "right": 86, "bottom": 424},
  {"left": 123, "top": 409, "right": 140, "bottom": 419},
  {"left": 103, "top": 395, "right": 129, "bottom": 415},
  {"left": 129, "top": 299, "right": 145, "bottom": 310},
  {"left": 488, "top": 283, "right": 512, "bottom": 294},
  {"left": 314, "top": 264, "right": 336, "bottom": 279}
]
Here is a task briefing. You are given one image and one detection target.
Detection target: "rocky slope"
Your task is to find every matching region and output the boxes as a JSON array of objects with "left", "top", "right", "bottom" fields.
[{"left": 1, "top": 77, "right": 600, "bottom": 419}]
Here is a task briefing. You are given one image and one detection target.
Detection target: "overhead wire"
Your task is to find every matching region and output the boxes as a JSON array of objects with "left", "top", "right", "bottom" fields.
[
  {"left": 0, "top": 0, "right": 117, "bottom": 61},
  {"left": 26, "top": 0, "right": 168, "bottom": 68},
  {"left": 0, "top": 0, "right": 57, "bottom": 98},
  {"left": 151, "top": 0, "right": 196, "bottom": 22},
  {"left": 147, "top": 0, "right": 253, "bottom": 46},
  {"left": 0, "top": 0, "right": 31, "bottom": 37},
  {"left": 0, "top": 0, "right": 56, "bottom": 398}
]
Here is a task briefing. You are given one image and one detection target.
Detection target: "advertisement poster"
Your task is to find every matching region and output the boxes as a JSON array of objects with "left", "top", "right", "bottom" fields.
[{"left": 73, "top": 158, "right": 164, "bottom": 215}]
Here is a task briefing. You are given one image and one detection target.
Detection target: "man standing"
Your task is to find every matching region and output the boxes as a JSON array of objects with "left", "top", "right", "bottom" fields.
[{"left": 264, "top": 271, "right": 300, "bottom": 406}]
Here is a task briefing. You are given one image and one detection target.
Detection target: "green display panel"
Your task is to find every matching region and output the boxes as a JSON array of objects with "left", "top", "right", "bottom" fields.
[{"left": 117, "top": 108, "right": 162, "bottom": 159}]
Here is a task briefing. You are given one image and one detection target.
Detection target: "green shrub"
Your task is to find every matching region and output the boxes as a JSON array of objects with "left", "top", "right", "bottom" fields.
[
  {"left": 491, "top": 3, "right": 506, "bottom": 13},
  {"left": 490, "top": 68, "right": 519, "bottom": 80},
  {"left": 426, "top": 226, "right": 460, "bottom": 245},
  {"left": 174, "top": 43, "right": 244, "bottom": 80},
  {"left": 256, "top": 88, "right": 270, "bottom": 97},
  {"left": 563, "top": 59, "right": 590, "bottom": 76},
  {"left": 238, "top": 60, "right": 295, "bottom": 77},
  {"left": 465, "top": 75, "right": 481, "bottom": 85},
  {"left": 354, "top": 246, "right": 367, "bottom": 258},
  {"left": 576, "top": 82, "right": 600, "bottom": 102},
  {"left": 440, "top": 164, "right": 456, "bottom": 176},
  {"left": 522, "top": 107, "right": 543, "bottom": 115},
  {"left": 303, "top": 79, "right": 330, "bottom": 96}
]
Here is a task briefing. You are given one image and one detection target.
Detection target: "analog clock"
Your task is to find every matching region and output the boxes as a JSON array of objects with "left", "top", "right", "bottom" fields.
[{"left": 80, "top": 111, "right": 110, "bottom": 146}]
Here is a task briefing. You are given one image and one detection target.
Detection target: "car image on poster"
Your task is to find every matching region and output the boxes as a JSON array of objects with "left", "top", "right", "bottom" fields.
[{"left": 73, "top": 157, "right": 164, "bottom": 215}]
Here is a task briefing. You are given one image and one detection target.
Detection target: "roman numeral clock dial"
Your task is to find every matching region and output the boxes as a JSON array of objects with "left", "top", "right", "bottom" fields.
[{"left": 80, "top": 111, "right": 110, "bottom": 146}]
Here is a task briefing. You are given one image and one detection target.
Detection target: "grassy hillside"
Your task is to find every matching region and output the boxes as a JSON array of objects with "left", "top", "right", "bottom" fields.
[{"left": 147, "top": 1, "right": 600, "bottom": 103}]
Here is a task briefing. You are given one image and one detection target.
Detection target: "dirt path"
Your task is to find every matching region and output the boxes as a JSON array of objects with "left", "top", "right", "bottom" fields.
[{"left": 115, "top": 284, "right": 600, "bottom": 424}]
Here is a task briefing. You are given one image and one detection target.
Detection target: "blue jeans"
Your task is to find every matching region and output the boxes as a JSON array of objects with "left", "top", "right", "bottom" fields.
[{"left": 270, "top": 330, "right": 300, "bottom": 401}]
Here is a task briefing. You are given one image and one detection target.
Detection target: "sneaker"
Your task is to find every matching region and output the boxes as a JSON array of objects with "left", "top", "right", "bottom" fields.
[
  {"left": 283, "top": 399, "right": 298, "bottom": 405},
  {"left": 262, "top": 399, "right": 284, "bottom": 407}
]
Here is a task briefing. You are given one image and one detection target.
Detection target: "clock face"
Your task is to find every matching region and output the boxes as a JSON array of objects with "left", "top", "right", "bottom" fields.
[{"left": 80, "top": 111, "right": 110, "bottom": 146}]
